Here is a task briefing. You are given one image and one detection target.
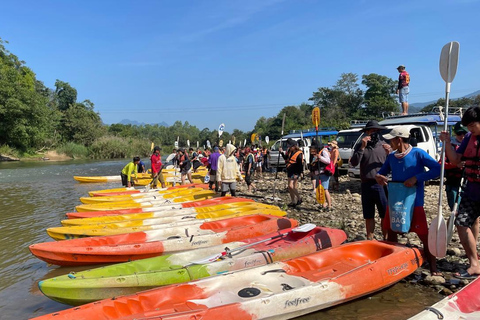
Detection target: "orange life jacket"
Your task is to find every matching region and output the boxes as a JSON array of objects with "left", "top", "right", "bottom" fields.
[{"left": 286, "top": 150, "right": 302, "bottom": 168}]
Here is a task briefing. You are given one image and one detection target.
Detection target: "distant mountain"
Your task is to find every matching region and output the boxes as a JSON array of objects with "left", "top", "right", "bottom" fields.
[
  {"left": 410, "top": 90, "right": 480, "bottom": 113},
  {"left": 119, "top": 119, "right": 169, "bottom": 127}
]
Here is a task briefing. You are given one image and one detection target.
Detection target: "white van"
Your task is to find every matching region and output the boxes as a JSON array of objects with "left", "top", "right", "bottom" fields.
[
  {"left": 335, "top": 128, "right": 363, "bottom": 170},
  {"left": 270, "top": 129, "right": 338, "bottom": 168},
  {"left": 348, "top": 124, "right": 437, "bottom": 178}
]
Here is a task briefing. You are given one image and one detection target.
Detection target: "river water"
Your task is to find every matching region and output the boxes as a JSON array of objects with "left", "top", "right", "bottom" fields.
[{"left": 0, "top": 159, "right": 442, "bottom": 319}]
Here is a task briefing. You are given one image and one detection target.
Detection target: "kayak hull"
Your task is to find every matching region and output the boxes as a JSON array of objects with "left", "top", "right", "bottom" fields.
[
  {"left": 38, "top": 226, "right": 347, "bottom": 305},
  {"left": 31, "top": 241, "right": 423, "bottom": 320},
  {"left": 47, "top": 208, "right": 285, "bottom": 240},
  {"left": 65, "top": 197, "right": 254, "bottom": 219},
  {"left": 408, "top": 276, "right": 480, "bottom": 319},
  {"left": 29, "top": 215, "right": 297, "bottom": 266}
]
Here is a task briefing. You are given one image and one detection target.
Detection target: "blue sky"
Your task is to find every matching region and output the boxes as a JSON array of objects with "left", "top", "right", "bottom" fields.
[{"left": 1, "top": 0, "right": 480, "bottom": 132}]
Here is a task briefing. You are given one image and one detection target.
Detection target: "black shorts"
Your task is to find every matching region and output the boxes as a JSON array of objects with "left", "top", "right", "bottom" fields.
[
  {"left": 361, "top": 180, "right": 387, "bottom": 219},
  {"left": 121, "top": 173, "right": 129, "bottom": 186}
]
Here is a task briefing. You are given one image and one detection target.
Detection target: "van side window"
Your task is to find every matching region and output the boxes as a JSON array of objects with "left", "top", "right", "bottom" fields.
[{"left": 410, "top": 128, "right": 426, "bottom": 143}]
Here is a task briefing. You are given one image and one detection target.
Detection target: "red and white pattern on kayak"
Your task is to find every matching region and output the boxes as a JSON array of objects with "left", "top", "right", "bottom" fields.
[{"left": 409, "top": 276, "right": 480, "bottom": 319}]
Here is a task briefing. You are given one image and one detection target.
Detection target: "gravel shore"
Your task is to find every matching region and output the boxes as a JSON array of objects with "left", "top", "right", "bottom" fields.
[{"left": 236, "top": 171, "right": 478, "bottom": 296}]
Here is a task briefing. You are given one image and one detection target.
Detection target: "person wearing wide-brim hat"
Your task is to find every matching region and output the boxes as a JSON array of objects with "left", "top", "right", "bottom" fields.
[{"left": 350, "top": 120, "right": 392, "bottom": 240}]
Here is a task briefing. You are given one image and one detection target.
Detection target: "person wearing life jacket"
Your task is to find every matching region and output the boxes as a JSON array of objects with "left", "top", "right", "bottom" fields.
[
  {"left": 217, "top": 143, "right": 243, "bottom": 196},
  {"left": 443, "top": 122, "right": 467, "bottom": 211},
  {"left": 243, "top": 147, "right": 256, "bottom": 192},
  {"left": 280, "top": 138, "right": 303, "bottom": 207},
  {"left": 440, "top": 106, "right": 480, "bottom": 279}
]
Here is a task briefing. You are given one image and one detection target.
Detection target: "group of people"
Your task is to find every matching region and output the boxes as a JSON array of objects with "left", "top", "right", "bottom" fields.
[
  {"left": 351, "top": 106, "right": 480, "bottom": 278},
  {"left": 119, "top": 105, "right": 480, "bottom": 279}
]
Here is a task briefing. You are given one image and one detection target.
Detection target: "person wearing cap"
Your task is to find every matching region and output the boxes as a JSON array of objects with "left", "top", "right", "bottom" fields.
[
  {"left": 350, "top": 120, "right": 391, "bottom": 240},
  {"left": 396, "top": 65, "right": 410, "bottom": 115},
  {"left": 150, "top": 146, "right": 165, "bottom": 188},
  {"left": 442, "top": 122, "right": 467, "bottom": 211},
  {"left": 217, "top": 143, "right": 243, "bottom": 196},
  {"left": 280, "top": 138, "right": 303, "bottom": 207},
  {"left": 376, "top": 126, "right": 441, "bottom": 275},
  {"left": 439, "top": 106, "right": 480, "bottom": 279},
  {"left": 208, "top": 146, "right": 222, "bottom": 191},
  {"left": 121, "top": 157, "right": 140, "bottom": 188},
  {"left": 177, "top": 148, "right": 193, "bottom": 184}
]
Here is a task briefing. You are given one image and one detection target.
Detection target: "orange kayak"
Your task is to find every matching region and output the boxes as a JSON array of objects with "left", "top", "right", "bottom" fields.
[
  {"left": 31, "top": 241, "right": 423, "bottom": 320},
  {"left": 29, "top": 215, "right": 297, "bottom": 266},
  {"left": 66, "top": 197, "right": 254, "bottom": 219}
]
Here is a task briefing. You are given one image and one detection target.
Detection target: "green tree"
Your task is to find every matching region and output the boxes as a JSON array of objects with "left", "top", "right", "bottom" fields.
[
  {"left": 361, "top": 73, "right": 398, "bottom": 117},
  {"left": 62, "top": 102, "right": 105, "bottom": 146},
  {"left": 55, "top": 80, "right": 77, "bottom": 111}
]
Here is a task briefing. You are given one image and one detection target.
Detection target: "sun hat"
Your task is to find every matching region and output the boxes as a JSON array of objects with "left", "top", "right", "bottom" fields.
[
  {"left": 453, "top": 122, "right": 468, "bottom": 134},
  {"left": 382, "top": 127, "right": 411, "bottom": 140},
  {"left": 328, "top": 141, "right": 338, "bottom": 148},
  {"left": 362, "top": 120, "right": 388, "bottom": 132}
]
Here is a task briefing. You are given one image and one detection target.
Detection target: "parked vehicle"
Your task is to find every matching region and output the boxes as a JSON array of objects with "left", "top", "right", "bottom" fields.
[
  {"left": 335, "top": 128, "right": 363, "bottom": 172},
  {"left": 348, "top": 124, "right": 437, "bottom": 179},
  {"left": 270, "top": 128, "right": 338, "bottom": 168}
]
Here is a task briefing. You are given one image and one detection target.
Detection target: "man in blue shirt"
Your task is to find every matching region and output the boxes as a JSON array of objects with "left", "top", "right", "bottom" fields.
[{"left": 376, "top": 126, "right": 441, "bottom": 275}]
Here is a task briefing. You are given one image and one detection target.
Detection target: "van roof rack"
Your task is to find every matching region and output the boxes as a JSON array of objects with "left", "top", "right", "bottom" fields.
[
  {"left": 349, "top": 120, "right": 368, "bottom": 128},
  {"left": 288, "top": 127, "right": 336, "bottom": 134}
]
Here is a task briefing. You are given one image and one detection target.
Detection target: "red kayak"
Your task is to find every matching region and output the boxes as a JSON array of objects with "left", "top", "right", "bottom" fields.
[
  {"left": 29, "top": 215, "right": 297, "bottom": 266},
  {"left": 66, "top": 196, "right": 254, "bottom": 219},
  {"left": 409, "top": 276, "right": 480, "bottom": 319}
]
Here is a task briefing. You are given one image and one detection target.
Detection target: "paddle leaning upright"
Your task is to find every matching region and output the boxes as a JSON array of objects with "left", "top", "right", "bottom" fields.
[{"left": 428, "top": 41, "right": 460, "bottom": 258}]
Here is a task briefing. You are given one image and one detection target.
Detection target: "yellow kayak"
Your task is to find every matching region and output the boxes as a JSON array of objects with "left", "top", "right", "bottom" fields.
[
  {"left": 62, "top": 202, "right": 278, "bottom": 226},
  {"left": 47, "top": 209, "right": 286, "bottom": 240},
  {"left": 75, "top": 190, "right": 217, "bottom": 212},
  {"left": 74, "top": 173, "right": 153, "bottom": 183},
  {"left": 79, "top": 187, "right": 207, "bottom": 204}
]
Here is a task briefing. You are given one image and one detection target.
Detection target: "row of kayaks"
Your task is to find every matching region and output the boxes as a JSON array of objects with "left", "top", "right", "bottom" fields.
[
  {"left": 29, "top": 182, "right": 476, "bottom": 319},
  {"left": 73, "top": 166, "right": 208, "bottom": 185}
]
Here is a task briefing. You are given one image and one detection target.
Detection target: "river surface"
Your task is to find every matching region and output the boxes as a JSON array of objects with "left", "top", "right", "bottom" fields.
[{"left": 0, "top": 159, "right": 443, "bottom": 319}]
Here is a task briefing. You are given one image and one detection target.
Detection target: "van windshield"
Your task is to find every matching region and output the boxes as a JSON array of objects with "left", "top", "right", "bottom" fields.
[
  {"left": 271, "top": 140, "right": 289, "bottom": 151},
  {"left": 336, "top": 132, "right": 362, "bottom": 148}
]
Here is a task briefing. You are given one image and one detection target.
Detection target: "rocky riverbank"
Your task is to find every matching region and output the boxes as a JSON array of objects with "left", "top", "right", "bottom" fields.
[{"left": 236, "top": 171, "right": 477, "bottom": 296}]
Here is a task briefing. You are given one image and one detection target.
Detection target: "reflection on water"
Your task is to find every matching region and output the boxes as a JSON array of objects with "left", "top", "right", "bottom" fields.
[{"left": 0, "top": 159, "right": 442, "bottom": 319}]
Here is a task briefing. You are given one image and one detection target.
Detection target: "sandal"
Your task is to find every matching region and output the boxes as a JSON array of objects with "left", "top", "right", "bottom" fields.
[
  {"left": 454, "top": 271, "right": 479, "bottom": 280},
  {"left": 296, "top": 198, "right": 303, "bottom": 206}
]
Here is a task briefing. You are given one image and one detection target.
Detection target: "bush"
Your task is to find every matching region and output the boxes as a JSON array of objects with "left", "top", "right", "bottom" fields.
[
  {"left": 56, "top": 142, "right": 89, "bottom": 159},
  {"left": 0, "top": 144, "right": 19, "bottom": 158},
  {"left": 89, "top": 136, "right": 151, "bottom": 159}
]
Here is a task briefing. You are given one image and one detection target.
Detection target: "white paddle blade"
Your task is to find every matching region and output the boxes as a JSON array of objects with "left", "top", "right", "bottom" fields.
[
  {"left": 292, "top": 223, "right": 316, "bottom": 233},
  {"left": 265, "top": 136, "right": 270, "bottom": 144},
  {"left": 439, "top": 41, "right": 460, "bottom": 83},
  {"left": 428, "top": 215, "right": 447, "bottom": 258}
]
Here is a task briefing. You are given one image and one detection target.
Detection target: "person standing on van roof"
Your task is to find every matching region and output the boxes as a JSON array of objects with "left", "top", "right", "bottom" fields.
[
  {"left": 280, "top": 138, "right": 303, "bottom": 207},
  {"left": 350, "top": 120, "right": 391, "bottom": 240},
  {"left": 396, "top": 65, "right": 410, "bottom": 115},
  {"left": 376, "top": 126, "right": 441, "bottom": 275},
  {"left": 440, "top": 106, "right": 480, "bottom": 279}
]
